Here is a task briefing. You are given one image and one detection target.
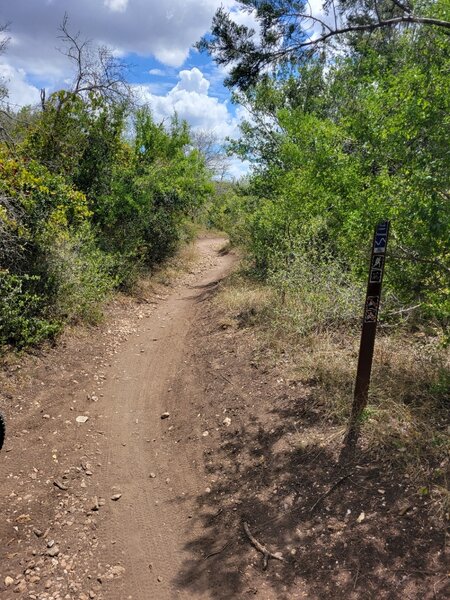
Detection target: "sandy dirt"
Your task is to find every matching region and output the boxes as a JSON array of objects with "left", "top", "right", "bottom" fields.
[{"left": 0, "top": 236, "right": 448, "bottom": 600}]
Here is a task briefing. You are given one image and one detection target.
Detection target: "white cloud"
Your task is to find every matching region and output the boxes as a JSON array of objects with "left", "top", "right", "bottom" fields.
[
  {"left": 176, "top": 68, "right": 210, "bottom": 94},
  {"left": 136, "top": 67, "right": 240, "bottom": 140},
  {"left": 227, "top": 156, "right": 251, "bottom": 180},
  {"left": 104, "top": 0, "right": 129, "bottom": 12},
  {"left": 152, "top": 46, "right": 190, "bottom": 69},
  {"left": 148, "top": 68, "right": 166, "bottom": 76},
  {"left": 135, "top": 66, "right": 250, "bottom": 179},
  {"left": 0, "top": 0, "right": 232, "bottom": 77},
  {"left": 230, "top": 6, "right": 259, "bottom": 30},
  {"left": 0, "top": 63, "right": 40, "bottom": 107},
  {"left": 0, "top": 0, "right": 250, "bottom": 176}
]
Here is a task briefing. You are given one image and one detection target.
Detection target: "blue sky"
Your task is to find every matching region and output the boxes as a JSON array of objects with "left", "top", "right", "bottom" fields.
[{"left": 0, "top": 0, "right": 255, "bottom": 178}]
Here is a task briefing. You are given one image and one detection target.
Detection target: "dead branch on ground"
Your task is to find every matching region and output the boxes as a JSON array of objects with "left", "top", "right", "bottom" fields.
[{"left": 243, "top": 521, "right": 284, "bottom": 570}]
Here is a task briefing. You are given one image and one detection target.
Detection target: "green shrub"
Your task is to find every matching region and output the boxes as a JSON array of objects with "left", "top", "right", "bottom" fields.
[
  {"left": 268, "top": 247, "right": 364, "bottom": 335},
  {"left": 45, "top": 228, "right": 117, "bottom": 324},
  {"left": 0, "top": 272, "right": 60, "bottom": 348}
]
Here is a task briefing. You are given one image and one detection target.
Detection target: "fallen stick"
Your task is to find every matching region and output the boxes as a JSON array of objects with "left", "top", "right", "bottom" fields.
[
  {"left": 205, "top": 541, "right": 231, "bottom": 559},
  {"left": 217, "top": 372, "right": 233, "bottom": 386},
  {"left": 243, "top": 521, "right": 283, "bottom": 570},
  {"left": 310, "top": 472, "right": 353, "bottom": 513}
]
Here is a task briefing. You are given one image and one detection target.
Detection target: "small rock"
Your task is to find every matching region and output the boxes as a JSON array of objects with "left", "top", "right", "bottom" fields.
[
  {"left": 47, "top": 546, "right": 60, "bottom": 557},
  {"left": 202, "top": 431, "right": 209, "bottom": 437},
  {"left": 109, "top": 565, "right": 125, "bottom": 578},
  {"left": 91, "top": 497, "right": 100, "bottom": 511},
  {"left": 149, "top": 473, "right": 156, "bottom": 479},
  {"left": 4, "top": 576, "right": 14, "bottom": 587},
  {"left": 399, "top": 502, "right": 413, "bottom": 516},
  {"left": 14, "top": 580, "right": 27, "bottom": 593},
  {"left": 43, "top": 414, "right": 50, "bottom": 419},
  {"left": 223, "top": 417, "right": 231, "bottom": 427},
  {"left": 33, "top": 528, "right": 43, "bottom": 537},
  {"left": 15, "top": 513, "right": 31, "bottom": 523},
  {"left": 111, "top": 493, "right": 122, "bottom": 501},
  {"left": 53, "top": 480, "right": 68, "bottom": 491},
  {"left": 356, "top": 512, "right": 365, "bottom": 523},
  {"left": 160, "top": 412, "right": 170, "bottom": 420},
  {"left": 47, "top": 539, "right": 55, "bottom": 548},
  {"left": 76, "top": 416, "right": 89, "bottom": 424}
]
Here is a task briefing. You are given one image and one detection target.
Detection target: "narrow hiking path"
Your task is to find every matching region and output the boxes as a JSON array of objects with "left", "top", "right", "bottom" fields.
[
  {"left": 86, "top": 236, "right": 237, "bottom": 599},
  {"left": 93, "top": 236, "right": 236, "bottom": 599},
  {"left": 0, "top": 236, "right": 237, "bottom": 600}
]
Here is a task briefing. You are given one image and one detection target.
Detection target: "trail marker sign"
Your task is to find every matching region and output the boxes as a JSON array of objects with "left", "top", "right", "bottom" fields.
[{"left": 344, "top": 220, "right": 390, "bottom": 449}]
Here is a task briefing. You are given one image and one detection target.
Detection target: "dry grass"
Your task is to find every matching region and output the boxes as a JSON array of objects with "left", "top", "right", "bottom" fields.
[
  {"left": 133, "top": 242, "right": 200, "bottom": 295},
  {"left": 215, "top": 273, "right": 277, "bottom": 327},
  {"left": 153, "top": 242, "right": 199, "bottom": 285},
  {"left": 215, "top": 271, "right": 450, "bottom": 521}
]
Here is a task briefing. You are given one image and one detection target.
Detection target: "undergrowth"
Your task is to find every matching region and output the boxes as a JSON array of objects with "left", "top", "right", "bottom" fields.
[{"left": 215, "top": 262, "right": 450, "bottom": 522}]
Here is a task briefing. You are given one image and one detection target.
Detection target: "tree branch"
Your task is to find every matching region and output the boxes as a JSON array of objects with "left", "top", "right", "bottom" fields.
[
  {"left": 200, "top": 2, "right": 450, "bottom": 90},
  {"left": 291, "top": 15, "right": 450, "bottom": 51}
]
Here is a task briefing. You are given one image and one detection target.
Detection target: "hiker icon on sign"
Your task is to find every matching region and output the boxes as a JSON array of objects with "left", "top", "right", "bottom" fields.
[
  {"left": 372, "top": 256, "right": 384, "bottom": 270},
  {"left": 370, "top": 255, "right": 384, "bottom": 283},
  {"left": 364, "top": 296, "right": 379, "bottom": 323}
]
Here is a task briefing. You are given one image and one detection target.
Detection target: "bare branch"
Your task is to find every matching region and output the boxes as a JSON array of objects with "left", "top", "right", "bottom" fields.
[
  {"left": 40, "top": 88, "right": 46, "bottom": 111},
  {"left": 51, "top": 13, "right": 132, "bottom": 107},
  {"left": 0, "top": 22, "right": 10, "bottom": 55},
  {"left": 294, "top": 13, "right": 334, "bottom": 34},
  {"left": 295, "top": 15, "right": 450, "bottom": 49}
]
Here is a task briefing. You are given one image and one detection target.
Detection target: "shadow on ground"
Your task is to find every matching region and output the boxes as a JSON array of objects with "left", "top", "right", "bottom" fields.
[{"left": 172, "top": 302, "right": 448, "bottom": 600}]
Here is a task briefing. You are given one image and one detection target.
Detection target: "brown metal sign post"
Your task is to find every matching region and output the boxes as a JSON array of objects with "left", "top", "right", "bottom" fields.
[{"left": 343, "top": 220, "right": 390, "bottom": 451}]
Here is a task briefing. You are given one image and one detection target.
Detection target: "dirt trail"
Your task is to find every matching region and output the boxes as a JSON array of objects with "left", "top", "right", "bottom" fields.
[
  {"left": 0, "top": 237, "right": 236, "bottom": 600},
  {"left": 96, "top": 237, "right": 236, "bottom": 599},
  {"left": 1, "top": 236, "right": 447, "bottom": 600}
]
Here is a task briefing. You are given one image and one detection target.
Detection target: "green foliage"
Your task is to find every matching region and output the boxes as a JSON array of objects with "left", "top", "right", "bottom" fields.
[
  {"left": 0, "top": 273, "right": 60, "bottom": 349},
  {"left": 199, "top": 1, "right": 450, "bottom": 90},
  {"left": 0, "top": 147, "right": 90, "bottom": 271},
  {"left": 0, "top": 94, "right": 212, "bottom": 350},
  {"left": 44, "top": 227, "right": 117, "bottom": 324},
  {"left": 94, "top": 108, "right": 212, "bottom": 281},
  {"left": 202, "top": 181, "right": 250, "bottom": 245},
  {"left": 216, "top": 26, "right": 450, "bottom": 331},
  {"left": 268, "top": 247, "right": 364, "bottom": 335},
  {"left": 22, "top": 92, "right": 90, "bottom": 180}
]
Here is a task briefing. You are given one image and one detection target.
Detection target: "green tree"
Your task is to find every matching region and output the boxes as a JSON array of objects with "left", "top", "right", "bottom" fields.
[{"left": 198, "top": 0, "right": 450, "bottom": 90}]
